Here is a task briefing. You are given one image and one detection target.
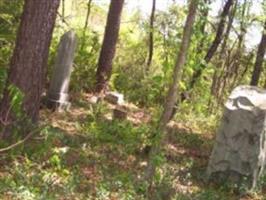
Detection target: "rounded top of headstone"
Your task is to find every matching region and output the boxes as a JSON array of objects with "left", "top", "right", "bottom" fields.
[
  {"left": 61, "top": 30, "right": 77, "bottom": 43},
  {"left": 226, "top": 85, "right": 266, "bottom": 111}
]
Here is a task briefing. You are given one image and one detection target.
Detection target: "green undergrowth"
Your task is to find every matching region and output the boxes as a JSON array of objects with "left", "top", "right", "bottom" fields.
[{"left": 0, "top": 101, "right": 266, "bottom": 200}]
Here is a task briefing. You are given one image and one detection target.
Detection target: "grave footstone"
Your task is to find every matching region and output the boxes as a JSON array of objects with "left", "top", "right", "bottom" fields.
[
  {"left": 207, "top": 85, "right": 266, "bottom": 188},
  {"left": 46, "top": 30, "right": 77, "bottom": 111},
  {"left": 88, "top": 95, "right": 101, "bottom": 104},
  {"left": 104, "top": 92, "right": 124, "bottom": 105},
  {"left": 113, "top": 105, "right": 127, "bottom": 120}
]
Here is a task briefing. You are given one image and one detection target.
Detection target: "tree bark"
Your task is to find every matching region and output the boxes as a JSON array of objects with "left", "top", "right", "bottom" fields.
[
  {"left": 0, "top": 0, "right": 60, "bottom": 127},
  {"left": 250, "top": 21, "right": 266, "bottom": 86},
  {"left": 189, "top": 0, "right": 234, "bottom": 89},
  {"left": 95, "top": 0, "right": 124, "bottom": 92},
  {"left": 146, "top": 0, "right": 156, "bottom": 69},
  {"left": 145, "top": 0, "right": 199, "bottom": 193}
]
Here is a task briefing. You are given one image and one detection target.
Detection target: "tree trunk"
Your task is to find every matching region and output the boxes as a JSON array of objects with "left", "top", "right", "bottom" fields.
[
  {"left": 205, "top": 0, "right": 234, "bottom": 63},
  {"left": 0, "top": 0, "right": 60, "bottom": 127},
  {"left": 196, "top": 0, "right": 210, "bottom": 54},
  {"left": 81, "top": 0, "right": 93, "bottom": 50},
  {"left": 84, "top": 0, "right": 93, "bottom": 32},
  {"left": 145, "top": 0, "right": 198, "bottom": 194},
  {"left": 146, "top": 0, "right": 156, "bottom": 69},
  {"left": 210, "top": 0, "right": 237, "bottom": 97},
  {"left": 179, "top": 0, "right": 210, "bottom": 104},
  {"left": 250, "top": 21, "right": 266, "bottom": 86},
  {"left": 215, "top": 0, "right": 251, "bottom": 104},
  {"left": 189, "top": 0, "right": 234, "bottom": 89},
  {"left": 62, "top": 0, "right": 65, "bottom": 19},
  {"left": 229, "top": 0, "right": 250, "bottom": 89},
  {"left": 95, "top": 0, "right": 124, "bottom": 92}
]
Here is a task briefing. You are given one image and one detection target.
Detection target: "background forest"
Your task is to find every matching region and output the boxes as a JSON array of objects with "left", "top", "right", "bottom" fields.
[{"left": 0, "top": 0, "right": 266, "bottom": 199}]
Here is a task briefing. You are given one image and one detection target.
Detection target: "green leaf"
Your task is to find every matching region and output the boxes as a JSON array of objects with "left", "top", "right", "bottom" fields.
[{"left": 7, "top": 84, "right": 24, "bottom": 117}]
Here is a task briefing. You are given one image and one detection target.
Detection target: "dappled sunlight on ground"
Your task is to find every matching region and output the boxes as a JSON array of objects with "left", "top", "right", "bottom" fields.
[{"left": 0, "top": 95, "right": 265, "bottom": 199}]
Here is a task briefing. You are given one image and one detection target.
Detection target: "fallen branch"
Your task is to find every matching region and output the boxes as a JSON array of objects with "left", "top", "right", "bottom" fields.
[{"left": 0, "top": 126, "right": 45, "bottom": 153}]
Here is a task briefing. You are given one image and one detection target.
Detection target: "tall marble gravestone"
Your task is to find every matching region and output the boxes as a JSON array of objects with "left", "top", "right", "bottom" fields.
[
  {"left": 46, "top": 30, "right": 77, "bottom": 111},
  {"left": 207, "top": 86, "right": 266, "bottom": 188}
]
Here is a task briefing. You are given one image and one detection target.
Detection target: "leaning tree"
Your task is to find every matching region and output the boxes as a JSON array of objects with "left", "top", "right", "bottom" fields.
[
  {"left": 189, "top": 0, "right": 235, "bottom": 89},
  {"left": 145, "top": 0, "right": 199, "bottom": 195}
]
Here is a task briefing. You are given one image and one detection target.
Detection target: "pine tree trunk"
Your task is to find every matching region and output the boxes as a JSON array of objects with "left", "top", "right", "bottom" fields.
[
  {"left": 0, "top": 0, "right": 60, "bottom": 127},
  {"left": 95, "top": 0, "right": 124, "bottom": 92},
  {"left": 145, "top": 0, "right": 199, "bottom": 194},
  {"left": 250, "top": 21, "right": 266, "bottom": 86},
  {"left": 146, "top": 0, "right": 156, "bottom": 69}
]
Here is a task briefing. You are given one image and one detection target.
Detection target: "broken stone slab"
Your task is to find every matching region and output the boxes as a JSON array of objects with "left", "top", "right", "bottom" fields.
[
  {"left": 207, "top": 85, "right": 266, "bottom": 188},
  {"left": 46, "top": 30, "right": 77, "bottom": 112},
  {"left": 104, "top": 92, "right": 124, "bottom": 105},
  {"left": 124, "top": 102, "right": 139, "bottom": 112},
  {"left": 88, "top": 95, "right": 101, "bottom": 104},
  {"left": 113, "top": 105, "right": 127, "bottom": 120}
]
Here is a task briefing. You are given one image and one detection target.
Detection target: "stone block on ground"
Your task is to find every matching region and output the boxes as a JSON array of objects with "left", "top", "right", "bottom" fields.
[
  {"left": 207, "top": 85, "right": 266, "bottom": 188},
  {"left": 104, "top": 92, "right": 124, "bottom": 105},
  {"left": 123, "top": 102, "right": 139, "bottom": 111},
  {"left": 88, "top": 95, "right": 101, "bottom": 104},
  {"left": 113, "top": 105, "right": 127, "bottom": 120}
]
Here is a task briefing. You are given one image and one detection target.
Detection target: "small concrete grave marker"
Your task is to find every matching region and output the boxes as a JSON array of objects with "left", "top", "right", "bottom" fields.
[
  {"left": 46, "top": 30, "right": 77, "bottom": 111},
  {"left": 113, "top": 105, "right": 127, "bottom": 120},
  {"left": 104, "top": 92, "right": 124, "bottom": 105},
  {"left": 88, "top": 95, "right": 100, "bottom": 104}
]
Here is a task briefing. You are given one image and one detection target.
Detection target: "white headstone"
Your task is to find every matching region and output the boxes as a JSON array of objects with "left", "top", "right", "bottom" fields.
[{"left": 46, "top": 30, "right": 77, "bottom": 111}]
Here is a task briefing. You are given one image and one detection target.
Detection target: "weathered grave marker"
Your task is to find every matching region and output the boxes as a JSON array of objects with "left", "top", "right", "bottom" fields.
[
  {"left": 104, "top": 92, "right": 124, "bottom": 105},
  {"left": 113, "top": 105, "right": 127, "bottom": 120},
  {"left": 46, "top": 30, "right": 77, "bottom": 111},
  {"left": 207, "top": 85, "right": 266, "bottom": 188}
]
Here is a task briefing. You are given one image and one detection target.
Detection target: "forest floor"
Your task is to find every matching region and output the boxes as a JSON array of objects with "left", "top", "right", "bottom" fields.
[{"left": 0, "top": 93, "right": 265, "bottom": 200}]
